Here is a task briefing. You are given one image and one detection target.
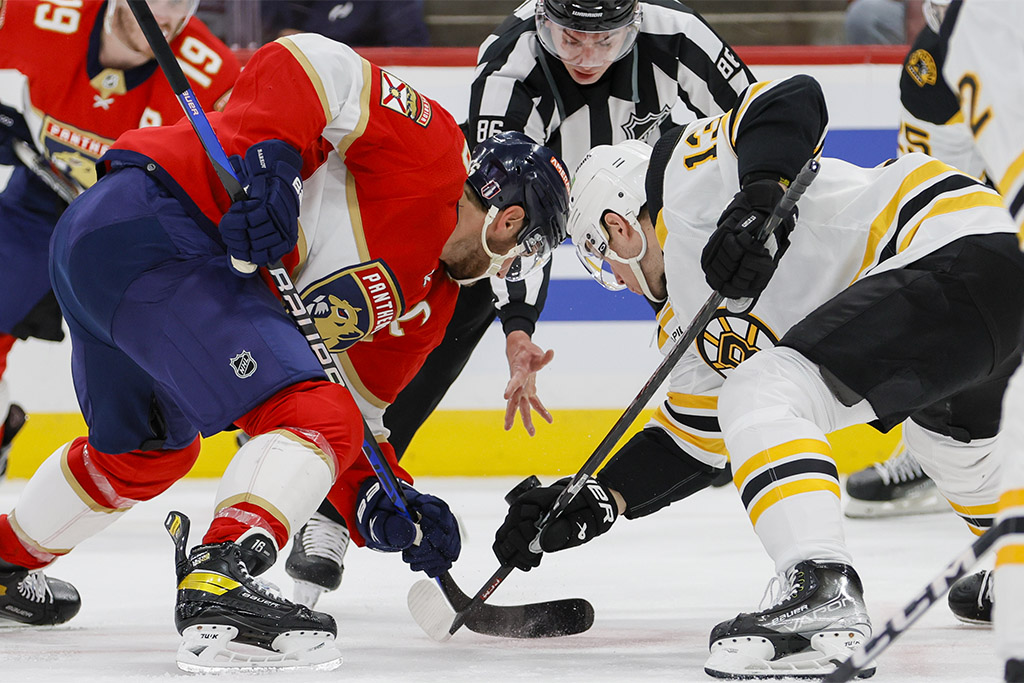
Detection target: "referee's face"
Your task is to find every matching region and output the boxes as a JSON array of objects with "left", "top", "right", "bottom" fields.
[{"left": 551, "top": 28, "right": 623, "bottom": 84}]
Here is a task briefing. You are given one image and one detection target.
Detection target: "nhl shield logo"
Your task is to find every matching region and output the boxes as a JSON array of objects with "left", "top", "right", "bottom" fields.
[{"left": 230, "top": 350, "right": 258, "bottom": 379}]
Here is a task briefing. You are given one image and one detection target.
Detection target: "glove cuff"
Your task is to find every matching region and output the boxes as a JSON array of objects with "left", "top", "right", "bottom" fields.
[
  {"left": 244, "top": 139, "right": 303, "bottom": 175},
  {"left": 738, "top": 177, "right": 785, "bottom": 210}
]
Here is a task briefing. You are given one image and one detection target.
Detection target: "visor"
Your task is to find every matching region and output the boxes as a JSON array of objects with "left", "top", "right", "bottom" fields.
[{"left": 536, "top": 7, "right": 641, "bottom": 68}]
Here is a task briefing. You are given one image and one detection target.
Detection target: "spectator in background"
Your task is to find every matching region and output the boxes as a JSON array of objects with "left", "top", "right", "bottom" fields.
[
  {"left": 845, "top": 0, "right": 925, "bottom": 44},
  {"left": 263, "top": 0, "right": 430, "bottom": 46}
]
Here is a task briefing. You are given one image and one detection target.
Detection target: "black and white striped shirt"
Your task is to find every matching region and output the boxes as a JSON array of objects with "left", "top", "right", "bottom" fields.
[{"left": 468, "top": 0, "right": 754, "bottom": 334}]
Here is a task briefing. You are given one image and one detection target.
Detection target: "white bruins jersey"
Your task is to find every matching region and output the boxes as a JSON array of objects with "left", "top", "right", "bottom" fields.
[
  {"left": 647, "top": 79, "right": 1016, "bottom": 470},
  {"left": 897, "top": 25, "right": 987, "bottom": 180},
  {"left": 942, "top": 0, "right": 1024, "bottom": 231}
]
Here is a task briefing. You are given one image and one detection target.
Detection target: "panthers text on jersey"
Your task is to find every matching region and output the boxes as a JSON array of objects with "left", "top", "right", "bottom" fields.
[{"left": 104, "top": 35, "right": 469, "bottom": 531}]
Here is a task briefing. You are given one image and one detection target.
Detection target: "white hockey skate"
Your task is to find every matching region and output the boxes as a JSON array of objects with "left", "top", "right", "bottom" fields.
[
  {"left": 844, "top": 448, "right": 948, "bottom": 518},
  {"left": 705, "top": 561, "right": 875, "bottom": 679},
  {"left": 285, "top": 511, "right": 350, "bottom": 609},
  {"left": 165, "top": 511, "right": 342, "bottom": 673}
]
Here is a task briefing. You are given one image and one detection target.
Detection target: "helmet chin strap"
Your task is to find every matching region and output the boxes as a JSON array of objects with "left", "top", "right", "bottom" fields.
[
  {"left": 454, "top": 206, "right": 526, "bottom": 285},
  {"left": 606, "top": 213, "right": 665, "bottom": 302}
]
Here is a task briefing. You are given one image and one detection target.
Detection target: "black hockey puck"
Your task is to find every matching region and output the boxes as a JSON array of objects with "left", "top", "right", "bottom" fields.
[{"left": 505, "top": 475, "right": 542, "bottom": 504}]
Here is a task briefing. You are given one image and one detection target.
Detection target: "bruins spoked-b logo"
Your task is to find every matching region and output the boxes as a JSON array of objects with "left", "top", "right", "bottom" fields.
[
  {"left": 697, "top": 310, "right": 779, "bottom": 378},
  {"left": 300, "top": 260, "right": 404, "bottom": 354},
  {"left": 230, "top": 350, "right": 258, "bottom": 379}
]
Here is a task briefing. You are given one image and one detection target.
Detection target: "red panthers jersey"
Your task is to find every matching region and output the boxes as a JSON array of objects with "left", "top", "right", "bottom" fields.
[
  {"left": 0, "top": 0, "right": 238, "bottom": 190},
  {"left": 109, "top": 35, "right": 468, "bottom": 535}
]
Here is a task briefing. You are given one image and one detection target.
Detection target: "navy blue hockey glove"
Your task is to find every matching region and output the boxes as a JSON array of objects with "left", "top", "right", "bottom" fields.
[
  {"left": 355, "top": 477, "right": 461, "bottom": 578},
  {"left": 219, "top": 139, "right": 303, "bottom": 277},
  {"left": 493, "top": 476, "right": 619, "bottom": 572},
  {"left": 700, "top": 178, "right": 796, "bottom": 300},
  {"left": 0, "top": 103, "right": 35, "bottom": 167}
]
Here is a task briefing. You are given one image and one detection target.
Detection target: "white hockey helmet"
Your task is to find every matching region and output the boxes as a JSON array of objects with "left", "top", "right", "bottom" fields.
[
  {"left": 923, "top": 0, "right": 952, "bottom": 33},
  {"left": 568, "top": 140, "right": 662, "bottom": 300}
]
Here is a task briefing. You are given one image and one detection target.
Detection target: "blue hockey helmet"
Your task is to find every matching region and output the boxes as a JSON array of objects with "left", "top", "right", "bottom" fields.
[{"left": 466, "top": 131, "right": 571, "bottom": 281}]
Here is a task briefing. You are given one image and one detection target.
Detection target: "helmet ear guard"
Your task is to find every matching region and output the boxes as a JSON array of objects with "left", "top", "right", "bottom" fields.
[{"left": 466, "top": 132, "right": 571, "bottom": 282}]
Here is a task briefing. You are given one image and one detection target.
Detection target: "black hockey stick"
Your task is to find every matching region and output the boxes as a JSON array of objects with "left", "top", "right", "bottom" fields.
[
  {"left": 127, "top": 0, "right": 584, "bottom": 640},
  {"left": 823, "top": 516, "right": 1023, "bottom": 682},
  {"left": 409, "top": 159, "right": 821, "bottom": 641},
  {"left": 12, "top": 140, "right": 78, "bottom": 204}
]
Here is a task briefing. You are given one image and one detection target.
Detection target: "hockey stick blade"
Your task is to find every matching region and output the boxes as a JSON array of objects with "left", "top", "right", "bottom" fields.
[{"left": 408, "top": 579, "right": 594, "bottom": 641}]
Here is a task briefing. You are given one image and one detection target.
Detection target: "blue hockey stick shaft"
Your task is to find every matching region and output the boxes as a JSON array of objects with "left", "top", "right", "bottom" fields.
[{"left": 126, "top": 0, "right": 421, "bottom": 539}]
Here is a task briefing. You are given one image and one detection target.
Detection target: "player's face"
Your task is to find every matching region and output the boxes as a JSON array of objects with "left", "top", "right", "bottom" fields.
[
  {"left": 442, "top": 191, "right": 521, "bottom": 282},
  {"left": 550, "top": 27, "right": 625, "bottom": 84},
  {"left": 109, "top": 0, "right": 193, "bottom": 54}
]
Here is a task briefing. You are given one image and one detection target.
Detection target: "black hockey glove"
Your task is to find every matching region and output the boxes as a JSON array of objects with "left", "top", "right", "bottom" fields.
[
  {"left": 700, "top": 178, "right": 796, "bottom": 300},
  {"left": 219, "top": 139, "right": 303, "bottom": 276},
  {"left": 0, "top": 103, "right": 35, "bottom": 167},
  {"left": 355, "top": 477, "right": 461, "bottom": 578},
  {"left": 493, "top": 476, "right": 619, "bottom": 572}
]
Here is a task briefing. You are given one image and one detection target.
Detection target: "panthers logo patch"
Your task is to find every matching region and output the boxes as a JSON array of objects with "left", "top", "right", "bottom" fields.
[
  {"left": 299, "top": 261, "right": 404, "bottom": 354},
  {"left": 697, "top": 310, "right": 780, "bottom": 378},
  {"left": 379, "top": 70, "right": 432, "bottom": 127}
]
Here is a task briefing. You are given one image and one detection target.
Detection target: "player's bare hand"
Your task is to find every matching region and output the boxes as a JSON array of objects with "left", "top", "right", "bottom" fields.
[{"left": 503, "top": 330, "right": 554, "bottom": 435}]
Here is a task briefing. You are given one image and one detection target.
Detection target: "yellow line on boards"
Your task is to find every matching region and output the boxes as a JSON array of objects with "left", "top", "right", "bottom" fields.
[{"left": 5, "top": 411, "right": 900, "bottom": 479}]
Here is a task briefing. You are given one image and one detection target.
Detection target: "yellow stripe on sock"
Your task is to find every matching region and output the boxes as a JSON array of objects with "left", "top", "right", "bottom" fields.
[
  {"left": 733, "top": 438, "right": 832, "bottom": 489},
  {"left": 748, "top": 477, "right": 841, "bottom": 526},
  {"left": 995, "top": 543, "right": 1024, "bottom": 569}
]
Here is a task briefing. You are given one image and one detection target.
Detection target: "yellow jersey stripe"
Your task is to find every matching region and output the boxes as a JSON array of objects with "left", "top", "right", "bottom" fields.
[
  {"left": 996, "top": 543, "right": 1024, "bottom": 568},
  {"left": 665, "top": 392, "right": 718, "bottom": 411},
  {"left": 997, "top": 149, "right": 1024, "bottom": 197},
  {"left": 729, "top": 81, "right": 771, "bottom": 147},
  {"left": 652, "top": 410, "right": 727, "bottom": 455},
  {"left": 748, "top": 477, "right": 841, "bottom": 526},
  {"left": 733, "top": 438, "right": 832, "bottom": 489},
  {"left": 854, "top": 159, "right": 955, "bottom": 281},
  {"left": 898, "top": 191, "right": 1007, "bottom": 252}
]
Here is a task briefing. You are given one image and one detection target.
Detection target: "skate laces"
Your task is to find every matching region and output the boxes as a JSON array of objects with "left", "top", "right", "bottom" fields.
[
  {"left": 17, "top": 571, "right": 53, "bottom": 604},
  {"left": 300, "top": 513, "right": 349, "bottom": 566},
  {"left": 760, "top": 567, "right": 805, "bottom": 610},
  {"left": 874, "top": 450, "right": 924, "bottom": 485},
  {"left": 978, "top": 570, "right": 995, "bottom": 609}
]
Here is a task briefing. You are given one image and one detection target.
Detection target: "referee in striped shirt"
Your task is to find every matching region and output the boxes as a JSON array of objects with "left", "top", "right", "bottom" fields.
[
  {"left": 384, "top": 0, "right": 755, "bottom": 455},
  {"left": 285, "top": 0, "right": 756, "bottom": 607}
]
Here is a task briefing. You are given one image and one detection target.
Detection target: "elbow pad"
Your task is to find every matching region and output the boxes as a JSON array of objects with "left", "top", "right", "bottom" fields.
[{"left": 596, "top": 427, "right": 722, "bottom": 519}]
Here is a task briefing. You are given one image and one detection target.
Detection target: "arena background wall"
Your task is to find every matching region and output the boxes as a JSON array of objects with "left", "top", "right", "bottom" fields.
[{"left": 2, "top": 45, "right": 909, "bottom": 479}]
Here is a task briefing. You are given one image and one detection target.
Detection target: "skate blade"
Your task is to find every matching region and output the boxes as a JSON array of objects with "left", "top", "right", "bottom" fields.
[
  {"left": 292, "top": 579, "right": 328, "bottom": 609},
  {"left": 705, "top": 629, "right": 876, "bottom": 679},
  {"left": 175, "top": 624, "right": 342, "bottom": 672},
  {"left": 843, "top": 489, "right": 949, "bottom": 519},
  {"left": 407, "top": 578, "right": 456, "bottom": 642}
]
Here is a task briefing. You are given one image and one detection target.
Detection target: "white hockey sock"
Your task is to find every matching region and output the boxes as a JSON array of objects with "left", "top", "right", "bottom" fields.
[
  {"left": 720, "top": 348, "right": 876, "bottom": 573},
  {"left": 212, "top": 430, "right": 337, "bottom": 543}
]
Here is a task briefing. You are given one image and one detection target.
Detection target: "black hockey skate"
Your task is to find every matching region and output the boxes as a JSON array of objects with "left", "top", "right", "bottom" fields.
[
  {"left": 1007, "top": 659, "right": 1024, "bottom": 683},
  {"left": 165, "top": 511, "right": 342, "bottom": 672},
  {"left": 705, "top": 560, "right": 874, "bottom": 679},
  {"left": 0, "top": 403, "right": 27, "bottom": 478},
  {"left": 285, "top": 511, "right": 350, "bottom": 608},
  {"left": 844, "top": 448, "right": 947, "bottom": 518},
  {"left": 948, "top": 569, "right": 993, "bottom": 625},
  {"left": 0, "top": 557, "right": 80, "bottom": 626}
]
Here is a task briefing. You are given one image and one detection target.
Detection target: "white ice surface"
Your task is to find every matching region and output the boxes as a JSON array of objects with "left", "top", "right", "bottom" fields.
[{"left": 0, "top": 477, "right": 1001, "bottom": 682}]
